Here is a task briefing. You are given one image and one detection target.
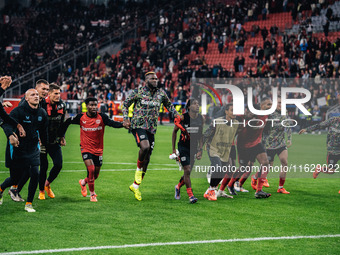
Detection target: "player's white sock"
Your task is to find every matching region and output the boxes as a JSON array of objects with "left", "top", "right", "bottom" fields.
[
  {"left": 279, "top": 186, "right": 283, "bottom": 189},
  {"left": 133, "top": 183, "right": 140, "bottom": 189},
  {"left": 137, "top": 167, "right": 142, "bottom": 171}
]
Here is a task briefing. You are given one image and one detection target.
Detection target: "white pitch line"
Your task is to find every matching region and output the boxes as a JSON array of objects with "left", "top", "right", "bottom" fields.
[
  {"left": 0, "top": 161, "right": 176, "bottom": 166},
  {"left": 0, "top": 234, "right": 339, "bottom": 255},
  {"left": 0, "top": 168, "right": 178, "bottom": 174}
]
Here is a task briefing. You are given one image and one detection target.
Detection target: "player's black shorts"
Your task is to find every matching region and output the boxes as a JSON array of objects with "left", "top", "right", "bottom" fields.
[
  {"left": 132, "top": 128, "right": 155, "bottom": 155},
  {"left": 266, "top": 146, "right": 287, "bottom": 162},
  {"left": 327, "top": 153, "right": 340, "bottom": 166},
  {"left": 82, "top": 152, "right": 103, "bottom": 167},
  {"left": 178, "top": 145, "right": 195, "bottom": 167},
  {"left": 238, "top": 143, "right": 266, "bottom": 166},
  {"left": 229, "top": 145, "right": 236, "bottom": 161}
]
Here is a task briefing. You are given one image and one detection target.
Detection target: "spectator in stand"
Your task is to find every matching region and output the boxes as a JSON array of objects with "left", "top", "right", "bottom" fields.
[
  {"left": 218, "top": 40, "right": 224, "bottom": 54},
  {"left": 261, "top": 27, "right": 269, "bottom": 41},
  {"left": 234, "top": 56, "right": 240, "bottom": 72}
]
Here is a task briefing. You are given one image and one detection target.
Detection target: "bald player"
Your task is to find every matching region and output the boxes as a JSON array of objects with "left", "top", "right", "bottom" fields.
[{"left": 0, "top": 89, "right": 48, "bottom": 212}]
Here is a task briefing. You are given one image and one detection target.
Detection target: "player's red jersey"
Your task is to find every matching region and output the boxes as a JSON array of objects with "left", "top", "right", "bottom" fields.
[
  {"left": 79, "top": 113, "right": 105, "bottom": 155},
  {"left": 59, "top": 112, "right": 123, "bottom": 156},
  {"left": 237, "top": 115, "right": 268, "bottom": 149}
]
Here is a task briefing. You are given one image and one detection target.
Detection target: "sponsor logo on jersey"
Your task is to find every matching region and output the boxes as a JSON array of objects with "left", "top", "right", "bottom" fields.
[
  {"left": 81, "top": 126, "right": 103, "bottom": 132},
  {"left": 141, "top": 99, "right": 160, "bottom": 107},
  {"left": 186, "top": 127, "right": 199, "bottom": 134}
]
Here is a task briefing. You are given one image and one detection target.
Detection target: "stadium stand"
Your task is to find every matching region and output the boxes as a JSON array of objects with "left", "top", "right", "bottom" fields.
[{"left": 2, "top": 0, "right": 340, "bottom": 125}]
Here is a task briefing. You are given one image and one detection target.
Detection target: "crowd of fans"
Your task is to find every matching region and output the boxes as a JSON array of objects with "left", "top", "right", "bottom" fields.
[
  {"left": 0, "top": 0, "right": 180, "bottom": 78},
  {"left": 1, "top": 0, "right": 340, "bottom": 125}
]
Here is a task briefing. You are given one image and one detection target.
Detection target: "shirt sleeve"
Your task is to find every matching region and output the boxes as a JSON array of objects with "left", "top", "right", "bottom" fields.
[
  {"left": 122, "top": 88, "right": 138, "bottom": 121},
  {"left": 162, "top": 91, "right": 178, "bottom": 116},
  {"left": 0, "top": 88, "right": 18, "bottom": 127},
  {"left": 0, "top": 105, "right": 18, "bottom": 128},
  {"left": 286, "top": 127, "right": 292, "bottom": 141},
  {"left": 305, "top": 117, "right": 334, "bottom": 132},
  {"left": 0, "top": 88, "right": 5, "bottom": 97},
  {"left": 57, "top": 102, "right": 67, "bottom": 138},
  {"left": 203, "top": 123, "right": 216, "bottom": 146},
  {"left": 2, "top": 108, "right": 19, "bottom": 137},
  {"left": 58, "top": 113, "right": 82, "bottom": 137},
  {"left": 100, "top": 113, "right": 123, "bottom": 128},
  {"left": 39, "top": 110, "right": 49, "bottom": 146}
]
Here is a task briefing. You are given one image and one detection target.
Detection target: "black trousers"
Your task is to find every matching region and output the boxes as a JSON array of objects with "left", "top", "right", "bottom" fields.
[
  {"left": 209, "top": 156, "right": 231, "bottom": 187},
  {"left": 1, "top": 165, "right": 39, "bottom": 203},
  {"left": 39, "top": 143, "right": 63, "bottom": 191}
]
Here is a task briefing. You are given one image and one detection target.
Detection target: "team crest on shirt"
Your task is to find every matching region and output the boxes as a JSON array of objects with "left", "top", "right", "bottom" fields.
[
  {"left": 181, "top": 156, "right": 186, "bottom": 161},
  {"left": 96, "top": 119, "right": 101, "bottom": 124},
  {"left": 38, "top": 116, "right": 42, "bottom": 121}
]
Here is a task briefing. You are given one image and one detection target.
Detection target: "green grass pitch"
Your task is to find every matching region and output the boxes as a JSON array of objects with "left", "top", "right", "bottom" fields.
[{"left": 0, "top": 125, "right": 339, "bottom": 254}]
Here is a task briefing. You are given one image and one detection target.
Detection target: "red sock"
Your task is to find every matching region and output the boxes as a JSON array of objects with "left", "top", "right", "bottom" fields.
[
  {"left": 227, "top": 178, "right": 236, "bottom": 188},
  {"left": 186, "top": 188, "right": 193, "bottom": 197},
  {"left": 279, "top": 178, "right": 285, "bottom": 187},
  {"left": 219, "top": 177, "right": 230, "bottom": 191},
  {"left": 256, "top": 178, "right": 265, "bottom": 192},
  {"left": 84, "top": 178, "right": 88, "bottom": 184},
  {"left": 239, "top": 177, "right": 247, "bottom": 186},
  {"left": 87, "top": 165, "right": 95, "bottom": 192},
  {"left": 240, "top": 172, "right": 251, "bottom": 186},
  {"left": 177, "top": 179, "right": 185, "bottom": 189},
  {"left": 137, "top": 159, "right": 144, "bottom": 169}
]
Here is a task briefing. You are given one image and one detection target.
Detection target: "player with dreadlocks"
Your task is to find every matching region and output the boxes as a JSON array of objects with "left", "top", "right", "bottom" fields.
[{"left": 172, "top": 99, "right": 203, "bottom": 203}]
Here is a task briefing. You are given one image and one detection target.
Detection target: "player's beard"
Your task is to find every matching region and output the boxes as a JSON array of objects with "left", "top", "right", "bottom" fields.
[{"left": 147, "top": 81, "right": 158, "bottom": 91}]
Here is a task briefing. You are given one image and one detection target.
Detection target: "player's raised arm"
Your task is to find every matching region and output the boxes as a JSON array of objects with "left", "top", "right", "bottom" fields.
[{"left": 58, "top": 113, "right": 82, "bottom": 137}]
